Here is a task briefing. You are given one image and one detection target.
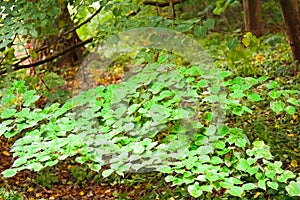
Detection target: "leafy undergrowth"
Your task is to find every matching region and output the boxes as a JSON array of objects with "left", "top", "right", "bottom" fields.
[
  {"left": 1, "top": 137, "right": 190, "bottom": 199},
  {"left": 1, "top": 33, "right": 300, "bottom": 199}
]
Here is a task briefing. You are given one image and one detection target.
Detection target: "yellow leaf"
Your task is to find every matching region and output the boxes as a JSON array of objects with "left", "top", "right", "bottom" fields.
[
  {"left": 3, "top": 151, "right": 10, "bottom": 156},
  {"left": 134, "top": 185, "right": 141, "bottom": 189},
  {"left": 291, "top": 160, "right": 298, "bottom": 168},
  {"left": 290, "top": 120, "right": 294, "bottom": 124},
  {"left": 292, "top": 115, "right": 298, "bottom": 120},
  {"left": 242, "top": 37, "right": 250, "bottom": 47},
  {"left": 27, "top": 187, "right": 34, "bottom": 192},
  {"left": 79, "top": 191, "right": 85, "bottom": 196},
  {"left": 287, "top": 133, "right": 296, "bottom": 137},
  {"left": 254, "top": 54, "right": 264, "bottom": 62},
  {"left": 254, "top": 192, "right": 261, "bottom": 198}
]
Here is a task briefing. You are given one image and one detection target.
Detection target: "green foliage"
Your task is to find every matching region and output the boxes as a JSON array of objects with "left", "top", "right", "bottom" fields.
[
  {"left": 0, "top": 1, "right": 299, "bottom": 198},
  {"left": 213, "top": 0, "right": 240, "bottom": 15},
  {"left": 34, "top": 168, "right": 58, "bottom": 189},
  {"left": 0, "top": 188, "right": 23, "bottom": 200},
  {"left": 1, "top": 57, "right": 300, "bottom": 198},
  {"left": 286, "top": 178, "right": 300, "bottom": 197},
  {"left": 206, "top": 32, "right": 293, "bottom": 77}
]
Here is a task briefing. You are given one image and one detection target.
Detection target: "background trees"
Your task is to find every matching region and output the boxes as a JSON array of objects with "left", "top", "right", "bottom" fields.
[{"left": 1, "top": 0, "right": 299, "bottom": 76}]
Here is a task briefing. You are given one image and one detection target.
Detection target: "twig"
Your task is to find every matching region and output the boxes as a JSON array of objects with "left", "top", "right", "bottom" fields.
[
  {"left": 10, "top": 6, "right": 103, "bottom": 67},
  {"left": 143, "top": 0, "right": 185, "bottom": 7},
  {"left": 0, "top": 38, "right": 94, "bottom": 75},
  {"left": 60, "top": 6, "right": 104, "bottom": 37}
]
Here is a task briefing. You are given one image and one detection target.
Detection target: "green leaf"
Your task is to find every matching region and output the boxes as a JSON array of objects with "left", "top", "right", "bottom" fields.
[
  {"left": 197, "top": 80, "right": 208, "bottom": 88},
  {"left": 44, "top": 160, "right": 58, "bottom": 167},
  {"left": 247, "top": 166, "right": 259, "bottom": 175},
  {"left": 270, "top": 100, "right": 285, "bottom": 114},
  {"left": 23, "top": 90, "right": 40, "bottom": 107},
  {"left": 1, "top": 108, "right": 16, "bottom": 119},
  {"left": 286, "top": 181, "right": 300, "bottom": 196},
  {"left": 252, "top": 141, "right": 266, "bottom": 148},
  {"left": 159, "top": 166, "right": 173, "bottom": 173},
  {"left": 235, "top": 138, "right": 247, "bottom": 148},
  {"left": 88, "top": 163, "right": 102, "bottom": 172},
  {"left": 174, "top": 23, "right": 193, "bottom": 32},
  {"left": 258, "top": 76, "right": 269, "bottom": 82},
  {"left": 247, "top": 93, "right": 261, "bottom": 101},
  {"left": 165, "top": 175, "right": 176, "bottom": 182},
  {"left": 265, "top": 170, "right": 276, "bottom": 178},
  {"left": 199, "top": 185, "right": 213, "bottom": 192},
  {"left": 242, "top": 183, "right": 256, "bottom": 190},
  {"left": 266, "top": 81, "right": 280, "bottom": 89},
  {"left": 127, "top": 104, "right": 141, "bottom": 115},
  {"left": 12, "top": 157, "right": 27, "bottom": 167},
  {"left": 187, "top": 182, "right": 203, "bottom": 197},
  {"left": 210, "top": 156, "right": 223, "bottom": 164},
  {"left": 227, "top": 39, "right": 239, "bottom": 50},
  {"left": 269, "top": 90, "right": 281, "bottom": 99},
  {"left": 157, "top": 54, "right": 168, "bottom": 63},
  {"left": 133, "top": 145, "right": 145, "bottom": 154},
  {"left": 258, "top": 180, "right": 266, "bottom": 190},
  {"left": 31, "top": 163, "right": 43, "bottom": 171},
  {"left": 230, "top": 89, "right": 245, "bottom": 98},
  {"left": 267, "top": 181, "right": 278, "bottom": 190},
  {"left": 203, "top": 18, "right": 215, "bottom": 29},
  {"left": 2, "top": 169, "right": 17, "bottom": 178},
  {"left": 287, "top": 97, "right": 299, "bottom": 106},
  {"left": 102, "top": 169, "right": 114, "bottom": 178},
  {"left": 277, "top": 171, "right": 296, "bottom": 183},
  {"left": 236, "top": 159, "right": 249, "bottom": 171},
  {"left": 194, "top": 25, "right": 207, "bottom": 37},
  {"left": 213, "top": 140, "right": 226, "bottom": 149},
  {"left": 228, "top": 186, "right": 244, "bottom": 197},
  {"left": 206, "top": 125, "right": 216, "bottom": 136},
  {"left": 285, "top": 106, "right": 296, "bottom": 115}
]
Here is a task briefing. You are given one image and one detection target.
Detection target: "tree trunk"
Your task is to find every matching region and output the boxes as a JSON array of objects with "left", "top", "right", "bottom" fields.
[
  {"left": 279, "top": 0, "right": 300, "bottom": 76},
  {"left": 243, "top": 0, "right": 264, "bottom": 37},
  {"left": 43, "top": 0, "right": 85, "bottom": 71}
]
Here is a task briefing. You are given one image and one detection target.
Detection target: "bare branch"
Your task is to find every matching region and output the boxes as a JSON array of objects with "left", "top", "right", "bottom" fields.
[
  {"left": 143, "top": 0, "right": 185, "bottom": 7},
  {"left": 0, "top": 38, "right": 94, "bottom": 75}
]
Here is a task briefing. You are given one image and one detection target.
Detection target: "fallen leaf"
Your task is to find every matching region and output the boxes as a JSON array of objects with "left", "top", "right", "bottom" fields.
[
  {"left": 27, "top": 187, "right": 34, "bottom": 192},
  {"left": 291, "top": 160, "right": 298, "bottom": 168},
  {"left": 2, "top": 151, "right": 10, "bottom": 156},
  {"left": 79, "top": 191, "right": 85, "bottom": 196},
  {"left": 254, "top": 192, "right": 261, "bottom": 198}
]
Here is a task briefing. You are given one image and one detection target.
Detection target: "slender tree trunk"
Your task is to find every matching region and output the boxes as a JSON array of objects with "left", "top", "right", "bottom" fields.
[
  {"left": 279, "top": 0, "right": 300, "bottom": 76},
  {"left": 243, "top": 0, "right": 264, "bottom": 37}
]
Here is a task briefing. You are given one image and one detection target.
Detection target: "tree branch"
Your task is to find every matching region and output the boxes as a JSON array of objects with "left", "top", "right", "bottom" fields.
[
  {"left": 61, "top": 6, "right": 103, "bottom": 37},
  {"left": 0, "top": 38, "right": 94, "bottom": 75},
  {"left": 12, "top": 6, "right": 103, "bottom": 66},
  {"left": 143, "top": 0, "right": 186, "bottom": 7}
]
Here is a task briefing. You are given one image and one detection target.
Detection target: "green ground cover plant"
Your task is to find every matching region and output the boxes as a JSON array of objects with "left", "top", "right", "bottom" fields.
[{"left": 1, "top": 53, "right": 300, "bottom": 198}]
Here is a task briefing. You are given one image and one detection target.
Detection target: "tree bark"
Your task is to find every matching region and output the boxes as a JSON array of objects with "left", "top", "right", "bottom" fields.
[
  {"left": 44, "top": 1, "right": 85, "bottom": 70},
  {"left": 279, "top": 0, "right": 300, "bottom": 75},
  {"left": 243, "top": 0, "right": 264, "bottom": 37}
]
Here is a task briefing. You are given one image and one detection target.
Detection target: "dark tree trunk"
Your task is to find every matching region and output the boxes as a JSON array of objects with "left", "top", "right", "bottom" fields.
[
  {"left": 243, "top": 0, "right": 264, "bottom": 37},
  {"left": 34, "top": 0, "right": 85, "bottom": 73},
  {"left": 279, "top": 0, "right": 300, "bottom": 76}
]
